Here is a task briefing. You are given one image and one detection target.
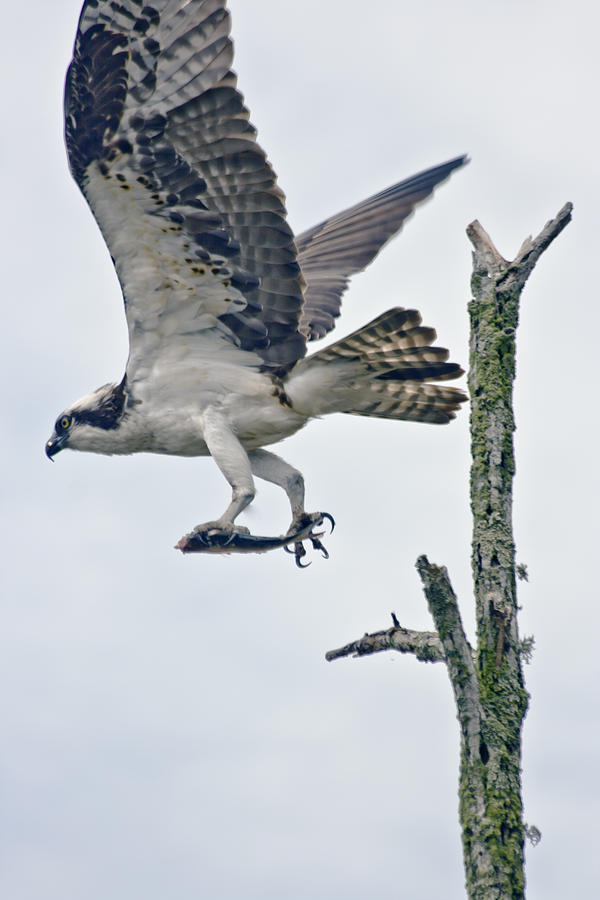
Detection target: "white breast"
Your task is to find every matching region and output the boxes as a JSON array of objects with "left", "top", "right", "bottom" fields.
[{"left": 130, "top": 363, "right": 308, "bottom": 457}]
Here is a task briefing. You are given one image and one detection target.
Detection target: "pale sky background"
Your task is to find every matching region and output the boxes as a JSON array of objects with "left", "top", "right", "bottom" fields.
[{"left": 1, "top": 1, "right": 598, "bottom": 897}]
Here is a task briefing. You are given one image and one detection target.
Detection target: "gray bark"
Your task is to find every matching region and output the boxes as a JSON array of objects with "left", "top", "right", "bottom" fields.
[
  {"left": 325, "top": 615, "right": 445, "bottom": 663},
  {"left": 326, "top": 203, "right": 572, "bottom": 899}
]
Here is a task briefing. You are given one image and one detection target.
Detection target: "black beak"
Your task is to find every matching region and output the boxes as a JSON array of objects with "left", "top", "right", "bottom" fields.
[{"left": 45, "top": 434, "right": 65, "bottom": 460}]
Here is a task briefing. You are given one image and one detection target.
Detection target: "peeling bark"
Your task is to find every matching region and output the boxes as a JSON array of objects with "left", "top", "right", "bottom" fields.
[{"left": 326, "top": 204, "right": 572, "bottom": 899}]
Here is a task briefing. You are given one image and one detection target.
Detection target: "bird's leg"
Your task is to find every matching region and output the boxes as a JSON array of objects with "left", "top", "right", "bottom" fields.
[
  {"left": 248, "top": 449, "right": 305, "bottom": 525},
  {"left": 248, "top": 449, "right": 334, "bottom": 566},
  {"left": 189, "top": 407, "right": 255, "bottom": 537},
  {"left": 176, "top": 446, "right": 333, "bottom": 560}
]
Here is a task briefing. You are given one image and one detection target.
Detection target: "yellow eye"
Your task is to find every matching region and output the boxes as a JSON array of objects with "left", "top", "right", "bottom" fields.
[{"left": 60, "top": 416, "right": 72, "bottom": 430}]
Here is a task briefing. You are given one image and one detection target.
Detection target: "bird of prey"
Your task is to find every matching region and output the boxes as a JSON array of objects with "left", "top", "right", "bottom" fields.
[{"left": 46, "top": 0, "right": 467, "bottom": 565}]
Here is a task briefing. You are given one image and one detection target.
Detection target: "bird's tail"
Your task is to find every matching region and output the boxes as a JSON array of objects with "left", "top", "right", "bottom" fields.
[{"left": 287, "top": 308, "right": 467, "bottom": 423}]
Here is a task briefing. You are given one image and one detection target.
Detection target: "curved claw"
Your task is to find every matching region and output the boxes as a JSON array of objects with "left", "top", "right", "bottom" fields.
[
  {"left": 321, "top": 512, "right": 335, "bottom": 533},
  {"left": 310, "top": 537, "right": 329, "bottom": 560},
  {"left": 296, "top": 555, "right": 311, "bottom": 569},
  {"left": 294, "top": 543, "right": 311, "bottom": 569},
  {"left": 276, "top": 511, "right": 336, "bottom": 567}
]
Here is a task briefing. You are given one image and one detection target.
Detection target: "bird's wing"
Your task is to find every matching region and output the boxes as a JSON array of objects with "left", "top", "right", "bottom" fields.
[
  {"left": 65, "top": 0, "right": 306, "bottom": 381},
  {"left": 296, "top": 156, "right": 467, "bottom": 341}
]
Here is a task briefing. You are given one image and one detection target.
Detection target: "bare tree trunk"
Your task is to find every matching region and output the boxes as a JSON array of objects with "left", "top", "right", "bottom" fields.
[{"left": 326, "top": 203, "right": 572, "bottom": 899}]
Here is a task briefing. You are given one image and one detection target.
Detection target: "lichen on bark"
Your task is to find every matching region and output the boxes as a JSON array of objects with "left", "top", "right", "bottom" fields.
[
  {"left": 326, "top": 204, "right": 572, "bottom": 899},
  {"left": 457, "top": 211, "right": 573, "bottom": 899}
]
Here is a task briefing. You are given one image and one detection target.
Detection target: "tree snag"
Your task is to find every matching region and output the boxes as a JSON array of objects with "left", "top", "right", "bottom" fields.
[{"left": 326, "top": 203, "right": 573, "bottom": 899}]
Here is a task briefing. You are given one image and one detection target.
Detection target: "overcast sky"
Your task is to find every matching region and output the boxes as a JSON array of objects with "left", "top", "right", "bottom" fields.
[{"left": 1, "top": 1, "right": 598, "bottom": 897}]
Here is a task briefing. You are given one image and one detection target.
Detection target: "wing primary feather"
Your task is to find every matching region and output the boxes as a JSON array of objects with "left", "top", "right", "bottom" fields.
[
  {"left": 65, "top": 0, "right": 307, "bottom": 375},
  {"left": 296, "top": 155, "right": 468, "bottom": 340}
]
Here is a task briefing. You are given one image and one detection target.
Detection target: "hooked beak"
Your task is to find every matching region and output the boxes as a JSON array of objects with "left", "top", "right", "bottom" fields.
[{"left": 45, "top": 433, "right": 66, "bottom": 461}]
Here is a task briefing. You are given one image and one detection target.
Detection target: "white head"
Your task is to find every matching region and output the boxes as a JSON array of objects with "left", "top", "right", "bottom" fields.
[{"left": 45, "top": 381, "right": 128, "bottom": 458}]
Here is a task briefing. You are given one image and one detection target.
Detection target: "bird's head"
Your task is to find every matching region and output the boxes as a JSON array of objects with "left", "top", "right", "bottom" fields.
[{"left": 45, "top": 381, "right": 127, "bottom": 459}]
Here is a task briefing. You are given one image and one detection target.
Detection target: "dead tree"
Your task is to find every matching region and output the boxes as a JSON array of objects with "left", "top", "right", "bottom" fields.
[{"left": 326, "top": 203, "right": 572, "bottom": 900}]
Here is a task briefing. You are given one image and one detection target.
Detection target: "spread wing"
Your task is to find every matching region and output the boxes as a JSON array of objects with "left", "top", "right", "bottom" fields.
[
  {"left": 296, "top": 156, "right": 467, "bottom": 340},
  {"left": 65, "top": 0, "right": 306, "bottom": 380}
]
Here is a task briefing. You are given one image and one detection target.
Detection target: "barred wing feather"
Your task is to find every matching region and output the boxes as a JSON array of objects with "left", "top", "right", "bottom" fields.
[{"left": 65, "top": 0, "right": 306, "bottom": 380}]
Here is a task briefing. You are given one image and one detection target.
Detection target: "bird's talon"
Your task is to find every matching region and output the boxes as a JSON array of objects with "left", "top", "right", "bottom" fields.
[
  {"left": 321, "top": 512, "right": 335, "bottom": 533},
  {"left": 280, "top": 511, "right": 334, "bottom": 566},
  {"left": 295, "top": 543, "right": 311, "bottom": 568},
  {"left": 311, "top": 537, "right": 329, "bottom": 559}
]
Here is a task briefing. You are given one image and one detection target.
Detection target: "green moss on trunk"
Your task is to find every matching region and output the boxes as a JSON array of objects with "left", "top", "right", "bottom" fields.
[{"left": 465, "top": 266, "right": 528, "bottom": 898}]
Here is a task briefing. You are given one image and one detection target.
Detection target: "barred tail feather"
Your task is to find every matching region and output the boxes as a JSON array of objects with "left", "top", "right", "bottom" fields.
[
  {"left": 341, "top": 380, "right": 466, "bottom": 423},
  {"left": 287, "top": 307, "right": 467, "bottom": 423}
]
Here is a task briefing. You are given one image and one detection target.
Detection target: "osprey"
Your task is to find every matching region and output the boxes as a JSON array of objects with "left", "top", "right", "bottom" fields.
[{"left": 47, "top": 0, "right": 467, "bottom": 565}]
